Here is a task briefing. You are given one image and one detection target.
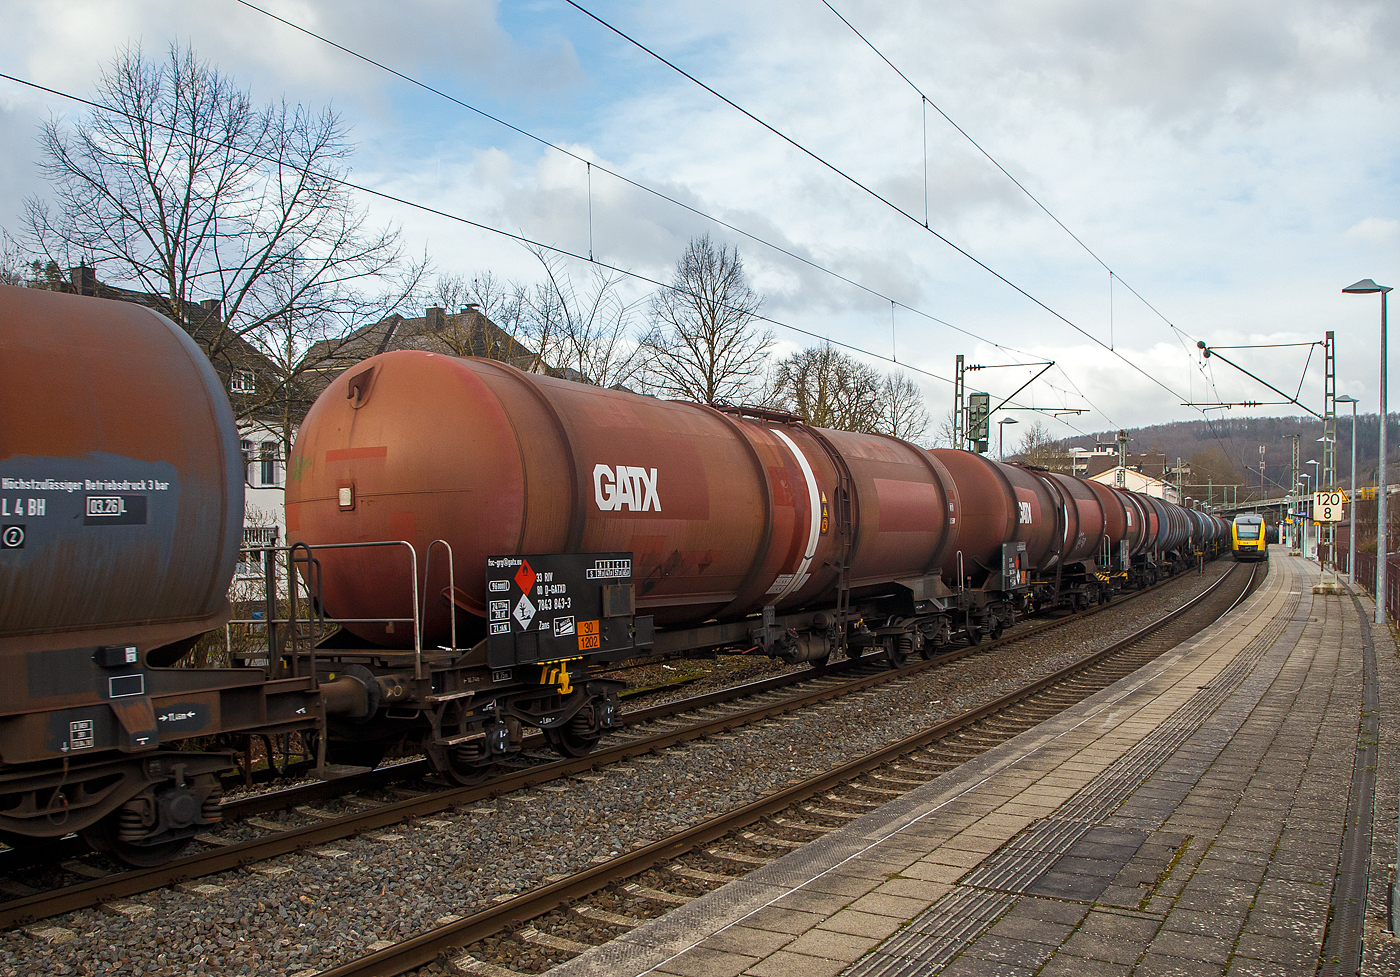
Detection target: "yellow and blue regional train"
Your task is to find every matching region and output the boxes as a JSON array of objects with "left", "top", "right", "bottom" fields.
[{"left": 1232, "top": 513, "right": 1269, "bottom": 562}]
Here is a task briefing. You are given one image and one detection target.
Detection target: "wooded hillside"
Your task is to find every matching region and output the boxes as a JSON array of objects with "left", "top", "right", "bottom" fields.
[{"left": 1063, "top": 414, "right": 1399, "bottom": 496}]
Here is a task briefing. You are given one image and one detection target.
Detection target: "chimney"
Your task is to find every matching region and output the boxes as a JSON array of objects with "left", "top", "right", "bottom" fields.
[
  {"left": 68, "top": 264, "right": 97, "bottom": 295},
  {"left": 199, "top": 298, "right": 222, "bottom": 323},
  {"left": 426, "top": 306, "right": 446, "bottom": 331}
]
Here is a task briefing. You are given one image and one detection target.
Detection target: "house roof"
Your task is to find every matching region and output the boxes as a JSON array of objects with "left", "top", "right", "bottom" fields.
[
  {"left": 304, "top": 306, "right": 537, "bottom": 372},
  {"left": 298, "top": 305, "right": 591, "bottom": 402}
]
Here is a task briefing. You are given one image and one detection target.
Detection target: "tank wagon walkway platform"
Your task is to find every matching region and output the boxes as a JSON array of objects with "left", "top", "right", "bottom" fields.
[{"left": 546, "top": 555, "right": 1400, "bottom": 977}]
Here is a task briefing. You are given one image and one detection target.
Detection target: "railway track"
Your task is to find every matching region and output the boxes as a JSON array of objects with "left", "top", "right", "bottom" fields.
[
  {"left": 315, "top": 559, "right": 1260, "bottom": 977},
  {"left": 0, "top": 561, "right": 1236, "bottom": 933}
]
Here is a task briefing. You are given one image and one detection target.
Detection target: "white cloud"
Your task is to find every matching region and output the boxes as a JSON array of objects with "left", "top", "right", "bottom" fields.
[
  {"left": 1347, "top": 217, "right": 1400, "bottom": 244},
  {"left": 0, "top": 0, "right": 1394, "bottom": 433}
]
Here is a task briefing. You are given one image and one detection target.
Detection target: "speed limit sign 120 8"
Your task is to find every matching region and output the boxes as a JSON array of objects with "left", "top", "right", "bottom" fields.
[{"left": 1314, "top": 491, "right": 1346, "bottom": 523}]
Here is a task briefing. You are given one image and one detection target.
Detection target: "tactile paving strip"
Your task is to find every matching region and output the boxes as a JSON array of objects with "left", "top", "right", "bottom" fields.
[
  {"left": 845, "top": 587, "right": 1300, "bottom": 976},
  {"left": 958, "top": 818, "right": 1098, "bottom": 894},
  {"left": 846, "top": 888, "right": 1017, "bottom": 977}
]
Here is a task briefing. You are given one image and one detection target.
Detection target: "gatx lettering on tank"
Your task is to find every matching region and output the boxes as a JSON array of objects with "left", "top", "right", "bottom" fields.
[{"left": 593, "top": 464, "right": 661, "bottom": 512}]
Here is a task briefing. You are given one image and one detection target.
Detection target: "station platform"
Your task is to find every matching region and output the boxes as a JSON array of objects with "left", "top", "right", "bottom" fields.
[{"left": 548, "top": 555, "right": 1400, "bottom": 977}]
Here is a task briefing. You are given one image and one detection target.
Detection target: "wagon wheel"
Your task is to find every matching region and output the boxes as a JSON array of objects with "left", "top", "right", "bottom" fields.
[
  {"left": 544, "top": 713, "right": 602, "bottom": 759},
  {"left": 441, "top": 755, "right": 498, "bottom": 786},
  {"left": 431, "top": 740, "right": 499, "bottom": 787},
  {"left": 544, "top": 727, "right": 601, "bottom": 759},
  {"left": 919, "top": 629, "right": 942, "bottom": 660},
  {"left": 884, "top": 635, "right": 911, "bottom": 669},
  {"left": 81, "top": 815, "right": 192, "bottom": 868},
  {"left": 964, "top": 613, "right": 983, "bottom": 645}
]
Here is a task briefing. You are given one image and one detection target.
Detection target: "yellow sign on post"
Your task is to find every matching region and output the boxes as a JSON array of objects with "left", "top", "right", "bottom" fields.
[{"left": 1314, "top": 490, "right": 1346, "bottom": 522}]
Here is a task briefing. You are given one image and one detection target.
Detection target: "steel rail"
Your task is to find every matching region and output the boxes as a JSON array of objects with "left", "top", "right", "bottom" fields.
[{"left": 312, "top": 561, "right": 1259, "bottom": 977}]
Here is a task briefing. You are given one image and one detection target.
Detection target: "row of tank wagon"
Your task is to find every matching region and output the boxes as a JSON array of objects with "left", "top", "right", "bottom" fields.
[
  {"left": 287, "top": 350, "right": 1230, "bottom": 782},
  {"left": 0, "top": 286, "right": 1230, "bottom": 864}
]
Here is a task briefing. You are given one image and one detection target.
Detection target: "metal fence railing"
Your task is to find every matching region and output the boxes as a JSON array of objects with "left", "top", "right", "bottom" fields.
[{"left": 1351, "top": 550, "right": 1400, "bottom": 622}]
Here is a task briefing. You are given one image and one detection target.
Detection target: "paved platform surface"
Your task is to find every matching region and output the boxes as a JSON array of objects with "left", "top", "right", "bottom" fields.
[{"left": 546, "top": 555, "right": 1400, "bottom": 976}]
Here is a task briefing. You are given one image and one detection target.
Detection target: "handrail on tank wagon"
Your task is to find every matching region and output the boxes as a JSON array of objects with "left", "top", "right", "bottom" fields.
[
  {"left": 421, "top": 538, "right": 457, "bottom": 655},
  {"left": 227, "top": 539, "right": 431, "bottom": 680},
  {"left": 227, "top": 539, "right": 330, "bottom": 679}
]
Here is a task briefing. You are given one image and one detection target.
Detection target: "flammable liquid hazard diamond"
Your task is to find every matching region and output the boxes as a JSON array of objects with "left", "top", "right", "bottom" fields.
[{"left": 513, "top": 594, "right": 536, "bottom": 630}]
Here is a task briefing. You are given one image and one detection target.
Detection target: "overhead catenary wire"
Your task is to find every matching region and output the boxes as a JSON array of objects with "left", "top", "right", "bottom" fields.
[
  {"left": 224, "top": 0, "right": 1115, "bottom": 432},
  {"left": 819, "top": 0, "right": 1317, "bottom": 462},
  {"left": 561, "top": 0, "right": 1196, "bottom": 412},
  {"left": 818, "top": 0, "right": 1195, "bottom": 345},
  {"left": 0, "top": 68, "right": 1088, "bottom": 434},
  {"left": 230, "top": 0, "right": 1043, "bottom": 365}
]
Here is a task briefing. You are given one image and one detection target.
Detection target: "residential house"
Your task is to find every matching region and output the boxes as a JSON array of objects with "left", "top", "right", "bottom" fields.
[{"left": 1087, "top": 467, "right": 1183, "bottom": 504}]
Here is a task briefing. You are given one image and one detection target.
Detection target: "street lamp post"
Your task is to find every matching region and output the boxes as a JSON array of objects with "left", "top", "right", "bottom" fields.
[
  {"left": 1343, "top": 277, "right": 1399, "bottom": 943},
  {"left": 1337, "top": 394, "right": 1359, "bottom": 583},
  {"left": 1344, "top": 278, "right": 1393, "bottom": 624},
  {"left": 998, "top": 417, "right": 1019, "bottom": 462}
]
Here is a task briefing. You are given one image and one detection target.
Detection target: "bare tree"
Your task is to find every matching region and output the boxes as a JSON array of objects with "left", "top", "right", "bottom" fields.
[
  {"left": 770, "top": 344, "right": 883, "bottom": 431},
  {"left": 771, "top": 346, "right": 931, "bottom": 441},
  {"left": 25, "top": 43, "right": 407, "bottom": 387},
  {"left": 1012, "top": 420, "right": 1066, "bottom": 469},
  {"left": 931, "top": 408, "right": 959, "bottom": 449},
  {"left": 427, "top": 270, "right": 532, "bottom": 362},
  {"left": 881, "top": 373, "right": 930, "bottom": 445},
  {"left": 636, "top": 235, "right": 772, "bottom": 404},
  {"left": 525, "top": 249, "right": 640, "bottom": 388},
  {"left": 0, "top": 230, "right": 26, "bottom": 286}
]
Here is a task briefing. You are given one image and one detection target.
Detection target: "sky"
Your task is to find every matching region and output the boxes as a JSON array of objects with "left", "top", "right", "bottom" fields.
[{"left": 0, "top": 0, "right": 1396, "bottom": 451}]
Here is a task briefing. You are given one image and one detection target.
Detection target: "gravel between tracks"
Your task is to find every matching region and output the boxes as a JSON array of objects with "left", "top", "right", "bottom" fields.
[{"left": 3, "top": 563, "right": 1235, "bottom": 977}]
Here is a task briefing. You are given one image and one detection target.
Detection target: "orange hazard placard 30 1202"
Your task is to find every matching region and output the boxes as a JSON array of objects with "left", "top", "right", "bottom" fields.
[{"left": 577, "top": 620, "right": 600, "bottom": 651}]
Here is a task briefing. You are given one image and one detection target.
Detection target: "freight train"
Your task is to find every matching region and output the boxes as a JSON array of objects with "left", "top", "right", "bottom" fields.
[
  {"left": 0, "top": 288, "right": 1229, "bottom": 862},
  {"left": 284, "top": 350, "right": 1228, "bottom": 782}
]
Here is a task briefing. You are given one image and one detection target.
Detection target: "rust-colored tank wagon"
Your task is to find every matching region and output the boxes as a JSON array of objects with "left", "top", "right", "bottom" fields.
[
  {"left": 1148, "top": 496, "right": 1191, "bottom": 555},
  {"left": 286, "top": 351, "right": 959, "bottom": 650},
  {"left": 815, "top": 428, "right": 958, "bottom": 596},
  {"left": 927, "top": 450, "right": 1059, "bottom": 580},
  {"left": 1114, "top": 487, "right": 1158, "bottom": 554},
  {"left": 1040, "top": 472, "right": 1107, "bottom": 566},
  {"left": 1030, "top": 471, "right": 1116, "bottom": 608},
  {"left": 1084, "top": 480, "right": 1130, "bottom": 554},
  {"left": 0, "top": 286, "right": 241, "bottom": 656},
  {"left": 0, "top": 286, "right": 332, "bottom": 864},
  {"left": 284, "top": 352, "right": 1235, "bottom": 782}
]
